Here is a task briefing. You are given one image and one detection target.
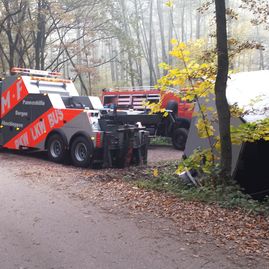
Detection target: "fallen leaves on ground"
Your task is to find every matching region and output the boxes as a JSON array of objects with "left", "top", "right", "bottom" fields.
[
  {"left": 7, "top": 155, "right": 269, "bottom": 260},
  {"left": 81, "top": 179, "right": 269, "bottom": 259}
]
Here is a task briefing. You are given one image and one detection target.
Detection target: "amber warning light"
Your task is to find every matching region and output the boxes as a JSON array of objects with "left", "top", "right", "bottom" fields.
[{"left": 11, "top": 67, "right": 62, "bottom": 78}]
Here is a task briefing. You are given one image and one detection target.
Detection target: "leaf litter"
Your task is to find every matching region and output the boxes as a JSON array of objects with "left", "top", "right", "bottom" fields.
[{"left": 6, "top": 154, "right": 269, "bottom": 261}]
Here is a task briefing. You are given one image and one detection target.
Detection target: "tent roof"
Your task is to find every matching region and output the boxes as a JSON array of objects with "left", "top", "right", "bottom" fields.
[{"left": 227, "top": 70, "right": 269, "bottom": 122}]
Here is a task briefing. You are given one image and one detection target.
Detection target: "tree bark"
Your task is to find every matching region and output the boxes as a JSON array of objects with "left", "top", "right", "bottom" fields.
[
  {"left": 168, "top": 7, "right": 173, "bottom": 65},
  {"left": 196, "top": 0, "right": 201, "bottom": 39},
  {"left": 214, "top": 0, "right": 232, "bottom": 179},
  {"left": 133, "top": 0, "right": 143, "bottom": 86},
  {"left": 256, "top": 26, "right": 265, "bottom": 70},
  {"left": 180, "top": 1, "right": 185, "bottom": 42},
  {"left": 119, "top": 0, "right": 135, "bottom": 87},
  {"left": 148, "top": 0, "right": 154, "bottom": 86},
  {"left": 157, "top": 0, "right": 167, "bottom": 74},
  {"left": 35, "top": 0, "right": 46, "bottom": 70}
]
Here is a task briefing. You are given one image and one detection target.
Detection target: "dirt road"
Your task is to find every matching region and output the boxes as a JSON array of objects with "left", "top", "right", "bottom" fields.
[
  {"left": 0, "top": 148, "right": 267, "bottom": 269},
  {"left": 147, "top": 144, "right": 183, "bottom": 163}
]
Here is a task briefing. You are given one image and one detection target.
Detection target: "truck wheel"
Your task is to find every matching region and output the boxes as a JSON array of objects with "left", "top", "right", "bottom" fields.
[
  {"left": 47, "top": 134, "right": 68, "bottom": 163},
  {"left": 172, "top": 128, "right": 188, "bottom": 150},
  {"left": 70, "top": 136, "right": 93, "bottom": 168}
]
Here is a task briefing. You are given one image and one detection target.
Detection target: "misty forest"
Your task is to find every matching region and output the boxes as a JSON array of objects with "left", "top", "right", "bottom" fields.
[{"left": 0, "top": 0, "right": 268, "bottom": 95}]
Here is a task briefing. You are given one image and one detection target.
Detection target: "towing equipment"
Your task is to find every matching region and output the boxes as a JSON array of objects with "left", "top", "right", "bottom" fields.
[{"left": 102, "top": 87, "right": 192, "bottom": 150}]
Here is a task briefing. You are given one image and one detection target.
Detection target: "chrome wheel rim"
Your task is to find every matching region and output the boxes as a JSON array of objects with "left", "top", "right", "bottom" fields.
[
  {"left": 50, "top": 140, "right": 62, "bottom": 158},
  {"left": 75, "top": 143, "right": 87, "bottom": 162}
]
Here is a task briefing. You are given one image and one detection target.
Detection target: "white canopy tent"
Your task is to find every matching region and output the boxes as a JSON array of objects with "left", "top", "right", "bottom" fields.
[
  {"left": 184, "top": 70, "right": 269, "bottom": 199},
  {"left": 227, "top": 70, "right": 269, "bottom": 122}
]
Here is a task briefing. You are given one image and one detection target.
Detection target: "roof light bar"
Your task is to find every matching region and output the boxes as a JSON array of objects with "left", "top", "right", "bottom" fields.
[
  {"left": 30, "top": 76, "right": 71, "bottom": 83},
  {"left": 11, "top": 67, "right": 62, "bottom": 78}
]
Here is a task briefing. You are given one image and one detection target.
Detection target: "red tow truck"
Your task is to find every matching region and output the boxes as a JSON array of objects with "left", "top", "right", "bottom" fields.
[{"left": 0, "top": 68, "right": 149, "bottom": 168}]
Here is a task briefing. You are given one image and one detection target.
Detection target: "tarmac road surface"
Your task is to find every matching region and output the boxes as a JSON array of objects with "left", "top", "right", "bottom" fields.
[{"left": 0, "top": 150, "right": 266, "bottom": 269}]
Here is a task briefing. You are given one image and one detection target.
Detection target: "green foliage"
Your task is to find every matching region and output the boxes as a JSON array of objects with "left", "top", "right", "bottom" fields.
[
  {"left": 177, "top": 148, "right": 218, "bottom": 177},
  {"left": 124, "top": 162, "right": 269, "bottom": 215},
  {"left": 232, "top": 118, "right": 269, "bottom": 144},
  {"left": 149, "top": 136, "right": 171, "bottom": 146},
  {"left": 148, "top": 40, "right": 221, "bottom": 177}
]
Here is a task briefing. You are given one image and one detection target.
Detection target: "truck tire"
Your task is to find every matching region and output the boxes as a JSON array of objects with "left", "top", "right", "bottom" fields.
[
  {"left": 172, "top": 128, "right": 188, "bottom": 150},
  {"left": 47, "top": 134, "right": 68, "bottom": 164},
  {"left": 70, "top": 136, "right": 93, "bottom": 168},
  {"left": 175, "top": 117, "right": 190, "bottom": 129}
]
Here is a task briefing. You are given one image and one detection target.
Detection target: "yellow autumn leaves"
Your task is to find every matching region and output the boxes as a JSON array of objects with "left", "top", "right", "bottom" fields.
[
  {"left": 165, "top": 1, "right": 174, "bottom": 8},
  {"left": 156, "top": 39, "right": 216, "bottom": 106}
]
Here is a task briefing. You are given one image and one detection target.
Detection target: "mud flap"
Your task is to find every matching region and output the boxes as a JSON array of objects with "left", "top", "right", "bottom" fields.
[
  {"left": 102, "top": 127, "right": 135, "bottom": 168},
  {"left": 115, "top": 128, "right": 135, "bottom": 168},
  {"left": 131, "top": 131, "right": 149, "bottom": 166}
]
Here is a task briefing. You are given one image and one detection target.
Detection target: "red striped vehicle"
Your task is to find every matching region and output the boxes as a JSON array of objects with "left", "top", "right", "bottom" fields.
[
  {"left": 0, "top": 68, "right": 149, "bottom": 168},
  {"left": 102, "top": 87, "right": 194, "bottom": 120}
]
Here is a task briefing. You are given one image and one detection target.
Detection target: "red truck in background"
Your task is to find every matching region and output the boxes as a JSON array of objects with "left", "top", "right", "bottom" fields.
[
  {"left": 102, "top": 87, "right": 194, "bottom": 150},
  {"left": 101, "top": 87, "right": 193, "bottom": 120}
]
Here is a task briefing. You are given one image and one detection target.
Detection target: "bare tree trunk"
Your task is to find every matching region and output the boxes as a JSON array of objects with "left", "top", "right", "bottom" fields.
[
  {"left": 108, "top": 41, "right": 116, "bottom": 83},
  {"left": 214, "top": 0, "right": 232, "bottom": 179},
  {"left": 148, "top": 0, "right": 154, "bottom": 86},
  {"left": 35, "top": 0, "right": 46, "bottom": 69},
  {"left": 248, "top": 54, "right": 252, "bottom": 71},
  {"left": 119, "top": 47, "right": 125, "bottom": 83},
  {"left": 137, "top": 0, "right": 155, "bottom": 83},
  {"left": 168, "top": 8, "right": 173, "bottom": 65},
  {"left": 133, "top": 0, "right": 143, "bottom": 86},
  {"left": 157, "top": 0, "right": 167, "bottom": 74},
  {"left": 180, "top": 1, "right": 185, "bottom": 42},
  {"left": 119, "top": 0, "right": 135, "bottom": 87},
  {"left": 242, "top": 53, "right": 246, "bottom": 71},
  {"left": 0, "top": 50, "right": 7, "bottom": 72},
  {"left": 196, "top": 0, "right": 201, "bottom": 39},
  {"left": 189, "top": 0, "right": 193, "bottom": 39},
  {"left": 152, "top": 28, "right": 160, "bottom": 81},
  {"left": 256, "top": 26, "right": 265, "bottom": 70},
  {"left": 259, "top": 49, "right": 265, "bottom": 70}
]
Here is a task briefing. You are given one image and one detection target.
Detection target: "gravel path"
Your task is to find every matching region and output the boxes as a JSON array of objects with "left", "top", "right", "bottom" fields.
[
  {"left": 0, "top": 148, "right": 268, "bottom": 269},
  {"left": 0, "top": 170, "right": 193, "bottom": 269},
  {"left": 148, "top": 145, "right": 183, "bottom": 163}
]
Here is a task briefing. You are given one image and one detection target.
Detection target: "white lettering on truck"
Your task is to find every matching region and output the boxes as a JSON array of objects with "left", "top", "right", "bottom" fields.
[
  {"left": 1, "top": 91, "right": 11, "bottom": 114},
  {"left": 30, "top": 120, "right": 46, "bottom": 141},
  {"left": 15, "top": 132, "right": 29, "bottom": 149},
  {"left": 48, "top": 110, "right": 63, "bottom": 128},
  {"left": 16, "top": 80, "right": 22, "bottom": 100},
  {"left": 1, "top": 79, "right": 24, "bottom": 115}
]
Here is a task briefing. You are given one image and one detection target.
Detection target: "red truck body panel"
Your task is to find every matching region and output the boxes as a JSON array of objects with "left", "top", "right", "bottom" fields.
[{"left": 0, "top": 74, "right": 90, "bottom": 150}]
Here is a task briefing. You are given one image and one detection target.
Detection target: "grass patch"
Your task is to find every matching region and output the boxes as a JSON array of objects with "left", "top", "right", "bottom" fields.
[
  {"left": 124, "top": 161, "right": 269, "bottom": 215},
  {"left": 150, "top": 136, "right": 171, "bottom": 146}
]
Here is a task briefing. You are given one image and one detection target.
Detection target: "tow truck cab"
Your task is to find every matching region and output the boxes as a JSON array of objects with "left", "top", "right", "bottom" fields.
[{"left": 0, "top": 68, "right": 149, "bottom": 168}]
